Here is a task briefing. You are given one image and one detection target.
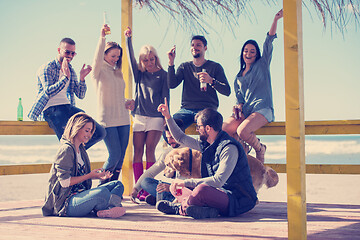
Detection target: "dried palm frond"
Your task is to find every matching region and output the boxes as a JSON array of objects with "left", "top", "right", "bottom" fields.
[{"left": 134, "top": 0, "right": 360, "bottom": 33}]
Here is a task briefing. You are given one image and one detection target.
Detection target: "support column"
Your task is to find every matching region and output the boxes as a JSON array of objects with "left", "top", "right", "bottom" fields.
[
  {"left": 121, "top": 0, "right": 133, "bottom": 195},
  {"left": 283, "top": 0, "right": 307, "bottom": 239}
]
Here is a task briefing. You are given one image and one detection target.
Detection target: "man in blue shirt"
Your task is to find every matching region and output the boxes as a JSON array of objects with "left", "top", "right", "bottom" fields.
[{"left": 28, "top": 38, "right": 105, "bottom": 149}]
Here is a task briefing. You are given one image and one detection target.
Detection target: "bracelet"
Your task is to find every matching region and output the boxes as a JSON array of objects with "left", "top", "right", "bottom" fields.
[{"left": 210, "top": 78, "right": 216, "bottom": 88}]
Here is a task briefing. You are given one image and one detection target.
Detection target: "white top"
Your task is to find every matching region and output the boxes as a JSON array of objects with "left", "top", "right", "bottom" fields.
[
  {"left": 59, "top": 151, "right": 84, "bottom": 188},
  {"left": 43, "top": 71, "right": 70, "bottom": 111},
  {"left": 91, "top": 37, "right": 130, "bottom": 127}
]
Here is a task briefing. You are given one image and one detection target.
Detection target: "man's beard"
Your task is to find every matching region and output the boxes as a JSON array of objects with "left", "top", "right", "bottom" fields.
[
  {"left": 193, "top": 53, "right": 200, "bottom": 58},
  {"left": 199, "top": 132, "right": 208, "bottom": 142}
]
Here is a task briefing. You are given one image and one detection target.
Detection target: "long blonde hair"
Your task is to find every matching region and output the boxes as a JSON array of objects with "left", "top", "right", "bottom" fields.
[
  {"left": 62, "top": 112, "right": 96, "bottom": 145},
  {"left": 138, "top": 45, "right": 163, "bottom": 72}
]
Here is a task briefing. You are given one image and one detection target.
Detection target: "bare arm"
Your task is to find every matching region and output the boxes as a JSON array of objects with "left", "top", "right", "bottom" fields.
[
  {"left": 69, "top": 169, "right": 112, "bottom": 186},
  {"left": 269, "top": 9, "right": 283, "bottom": 36}
]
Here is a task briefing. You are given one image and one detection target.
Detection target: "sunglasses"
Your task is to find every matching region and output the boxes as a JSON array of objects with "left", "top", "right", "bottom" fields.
[
  {"left": 62, "top": 49, "right": 77, "bottom": 56},
  {"left": 195, "top": 124, "right": 205, "bottom": 130}
]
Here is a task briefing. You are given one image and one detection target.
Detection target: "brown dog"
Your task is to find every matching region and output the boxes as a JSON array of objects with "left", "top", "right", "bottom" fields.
[
  {"left": 163, "top": 147, "right": 202, "bottom": 179},
  {"left": 247, "top": 154, "right": 279, "bottom": 193},
  {"left": 163, "top": 147, "right": 278, "bottom": 193}
]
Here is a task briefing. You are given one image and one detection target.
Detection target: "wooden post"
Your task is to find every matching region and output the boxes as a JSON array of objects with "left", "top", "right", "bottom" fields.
[
  {"left": 283, "top": 0, "right": 307, "bottom": 239},
  {"left": 121, "top": 0, "right": 133, "bottom": 195}
]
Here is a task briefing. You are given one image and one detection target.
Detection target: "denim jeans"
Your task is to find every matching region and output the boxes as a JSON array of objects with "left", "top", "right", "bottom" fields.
[
  {"left": 43, "top": 104, "right": 106, "bottom": 149},
  {"left": 102, "top": 125, "right": 130, "bottom": 172},
  {"left": 66, "top": 180, "right": 124, "bottom": 217},
  {"left": 162, "top": 108, "right": 202, "bottom": 144},
  {"left": 141, "top": 177, "right": 175, "bottom": 202},
  {"left": 173, "top": 108, "right": 202, "bottom": 131}
]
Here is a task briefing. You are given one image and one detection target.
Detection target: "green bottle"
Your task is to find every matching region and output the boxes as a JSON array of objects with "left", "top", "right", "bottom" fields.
[{"left": 17, "top": 98, "right": 23, "bottom": 121}]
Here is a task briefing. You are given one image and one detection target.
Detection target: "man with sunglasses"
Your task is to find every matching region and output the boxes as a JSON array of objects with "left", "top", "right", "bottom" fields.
[
  {"left": 157, "top": 98, "right": 257, "bottom": 219},
  {"left": 28, "top": 38, "right": 106, "bottom": 149}
]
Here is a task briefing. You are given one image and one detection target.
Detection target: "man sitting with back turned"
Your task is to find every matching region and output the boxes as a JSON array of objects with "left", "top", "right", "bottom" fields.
[{"left": 156, "top": 98, "right": 257, "bottom": 219}]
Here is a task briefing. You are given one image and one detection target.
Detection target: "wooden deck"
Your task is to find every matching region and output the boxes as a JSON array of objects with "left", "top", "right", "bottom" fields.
[{"left": 0, "top": 197, "right": 359, "bottom": 240}]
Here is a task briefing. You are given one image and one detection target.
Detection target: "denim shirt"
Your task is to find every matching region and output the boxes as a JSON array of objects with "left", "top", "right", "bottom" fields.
[
  {"left": 28, "top": 59, "right": 87, "bottom": 121},
  {"left": 234, "top": 33, "right": 277, "bottom": 122}
]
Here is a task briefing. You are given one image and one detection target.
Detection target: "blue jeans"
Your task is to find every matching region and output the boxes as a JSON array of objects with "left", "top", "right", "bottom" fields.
[
  {"left": 66, "top": 180, "right": 124, "bottom": 217},
  {"left": 141, "top": 177, "right": 175, "bottom": 202},
  {"left": 43, "top": 104, "right": 106, "bottom": 149},
  {"left": 102, "top": 125, "right": 130, "bottom": 172},
  {"left": 173, "top": 108, "right": 202, "bottom": 131},
  {"left": 163, "top": 108, "right": 202, "bottom": 144}
]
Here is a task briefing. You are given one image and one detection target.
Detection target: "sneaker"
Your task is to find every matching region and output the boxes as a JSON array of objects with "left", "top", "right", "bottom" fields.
[
  {"left": 137, "top": 189, "right": 144, "bottom": 199},
  {"left": 97, "top": 206, "right": 126, "bottom": 218},
  {"left": 156, "top": 200, "right": 180, "bottom": 215},
  {"left": 139, "top": 191, "right": 149, "bottom": 201},
  {"left": 186, "top": 205, "right": 219, "bottom": 219},
  {"left": 108, "top": 194, "right": 123, "bottom": 208},
  {"left": 145, "top": 195, "right": 156, "bottom": 206}
]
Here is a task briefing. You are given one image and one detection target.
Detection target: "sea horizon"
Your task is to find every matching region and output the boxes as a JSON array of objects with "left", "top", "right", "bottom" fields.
[{"left": 0, "top": 134, "right": 359, "bottom": 166}]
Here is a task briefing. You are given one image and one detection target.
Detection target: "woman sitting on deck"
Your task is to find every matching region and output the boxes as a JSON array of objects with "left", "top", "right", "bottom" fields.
[
  {"left": 42, "top": 112, "right": 126, "bottom": 218},
  {"left": 222, "top": 9, "right": 283, "bottom": 163}
]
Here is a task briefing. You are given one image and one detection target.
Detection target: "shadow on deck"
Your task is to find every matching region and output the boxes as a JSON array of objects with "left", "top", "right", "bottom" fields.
[{"left": 0, "top": 197, "right": 359, "bottom": 240}]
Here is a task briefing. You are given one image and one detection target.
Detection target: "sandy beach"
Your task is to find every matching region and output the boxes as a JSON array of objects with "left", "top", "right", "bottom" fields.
[{"left": 1, "top": 172, "right": 359, "bottom": 204}]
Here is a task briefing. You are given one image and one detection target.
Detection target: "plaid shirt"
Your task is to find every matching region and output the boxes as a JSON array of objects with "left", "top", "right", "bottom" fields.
[{"left": 28, "top": 59, "right": 87, "bottom": 121}]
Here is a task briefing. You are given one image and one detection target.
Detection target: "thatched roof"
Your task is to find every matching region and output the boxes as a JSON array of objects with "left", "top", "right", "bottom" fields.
[{"left": 134, "top": 0, "right": 360, "bottom": 33}]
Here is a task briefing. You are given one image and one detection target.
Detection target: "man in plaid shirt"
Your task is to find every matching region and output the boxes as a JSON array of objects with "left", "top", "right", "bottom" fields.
[{"left": 28, "top": 37, "right": 106, "bottom": 149}]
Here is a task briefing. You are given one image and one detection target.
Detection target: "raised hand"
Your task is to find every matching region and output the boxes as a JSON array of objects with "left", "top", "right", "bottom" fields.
[
  {"left": 101, "top": 24, "right": 110, "bottom": 38},
  {"left": 79, "top": 64, "right": 92, "bottom": 81},
  {"left": 61, "top": 58, "right": 70, "bottom": 78},
  {"left": 275, "top": 9, "right": 283, "bottom": 21},
  {"left": 269, "top": 9, "right": 283, "bottom": 36},
  {"left": 124, "top": 26, "right": 132, "bottom": 38},
  {"left": 167, "top": 45, "right": 176, "bottom": 66},
  {"left": 157, "top": 97, "right": 171, "bottom": 119}
]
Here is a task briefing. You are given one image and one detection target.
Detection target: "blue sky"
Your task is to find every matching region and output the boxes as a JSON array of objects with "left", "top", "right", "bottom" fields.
[{"left": 0, "top": 0, "right": 359, "bottom": 122}]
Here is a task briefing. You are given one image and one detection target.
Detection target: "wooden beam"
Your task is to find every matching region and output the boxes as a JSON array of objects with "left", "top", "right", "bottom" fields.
[
  {"left": 283, "top": 0, "right": 307, "bottom": 239},
  {"left": 0, "top": 162, "right": 104, "bottom": 175},
  {"left": 0, "top": 121, "right": 54, "bottom": 135},
  {"left": 2, "top": 119, "right": 359, "bottom": 135},
  {"left": 184, "top": 119, "right": 360, "bottom": 135},
  {"left": 2, "top": 163, "right": 359, "bottom": 176},
  {"left": 121, "top": 0, "right": 133, "bottom": 196}
]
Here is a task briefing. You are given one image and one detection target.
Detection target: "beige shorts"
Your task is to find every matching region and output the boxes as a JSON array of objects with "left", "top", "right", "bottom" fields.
[{"left": 133, "top": 114, "right": 164, "bottom": 132}]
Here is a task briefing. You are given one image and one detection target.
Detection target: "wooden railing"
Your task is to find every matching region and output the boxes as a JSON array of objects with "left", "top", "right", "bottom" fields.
[{"left": 0, "top": 120, "right": 359, "bottom": 175}]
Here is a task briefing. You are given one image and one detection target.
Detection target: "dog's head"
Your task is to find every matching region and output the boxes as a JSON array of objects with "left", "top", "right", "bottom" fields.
[{"left": 163, "top": 148, "right": 201, "bottom": 179}]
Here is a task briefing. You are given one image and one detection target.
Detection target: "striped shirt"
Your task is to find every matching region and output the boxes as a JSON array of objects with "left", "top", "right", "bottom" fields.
[{"left": 28, "top": 58, "right": 87, "bottom": 121}]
